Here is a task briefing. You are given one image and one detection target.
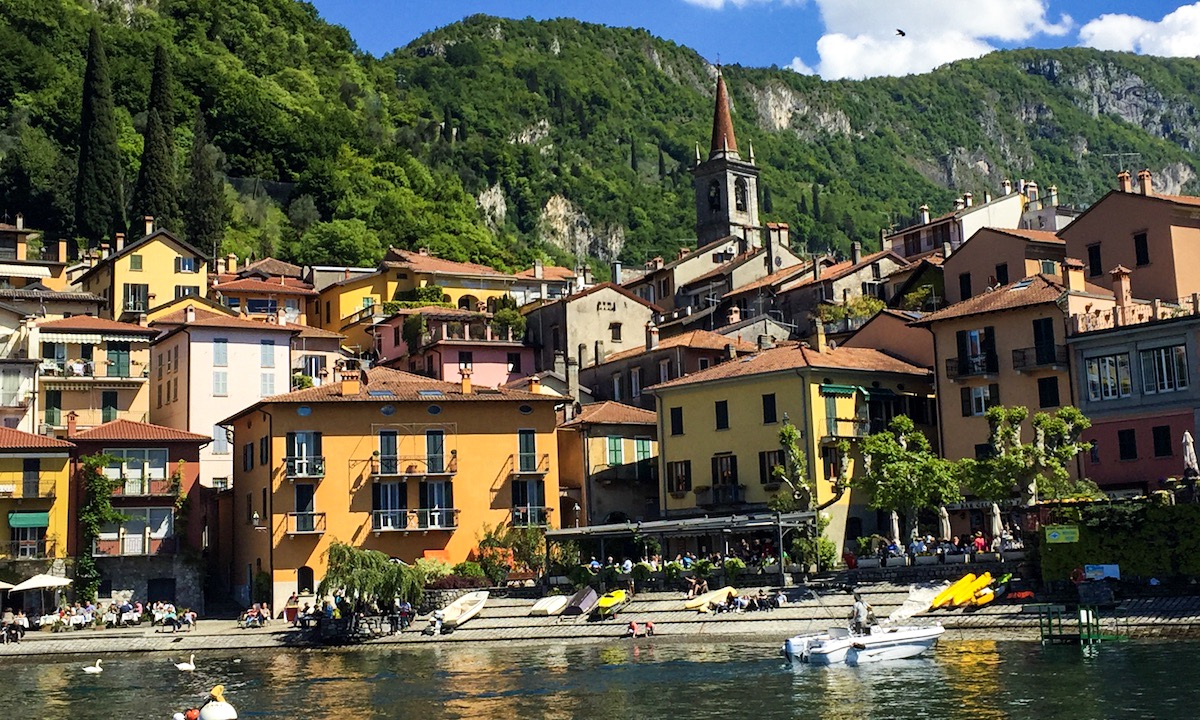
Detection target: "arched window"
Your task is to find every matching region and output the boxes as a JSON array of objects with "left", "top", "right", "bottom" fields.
[
  {"left": 707, "top": 180, "right": 722, "bottom": 212},
  {"left": 297, "top": 566, "right": 314, "bottom": 595},
  {"left": 458, "top": 294, "right": 480, "bottom": 311},
  {"left": 734, "top": 178, "right": 748, "bottom": 212}
]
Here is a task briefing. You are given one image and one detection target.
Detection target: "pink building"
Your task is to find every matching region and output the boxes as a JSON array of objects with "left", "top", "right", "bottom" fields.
[{"left": 372, "top": 307, "right": 533, "bottom": 389}]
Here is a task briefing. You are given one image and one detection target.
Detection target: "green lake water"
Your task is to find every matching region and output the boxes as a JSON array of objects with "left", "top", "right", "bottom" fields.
[{"left": 0, "top": 638, "right": 1192, "bottom": 719}]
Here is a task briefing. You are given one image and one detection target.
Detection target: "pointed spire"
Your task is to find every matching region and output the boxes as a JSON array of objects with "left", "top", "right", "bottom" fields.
[{"left": 709, "top": 70, "right": 739, "bottom": 159}]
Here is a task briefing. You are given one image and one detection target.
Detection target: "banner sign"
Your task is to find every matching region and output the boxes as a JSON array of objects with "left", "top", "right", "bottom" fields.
[{"left": 1044, "top": 525, "right": 1079, "bottom": 544}]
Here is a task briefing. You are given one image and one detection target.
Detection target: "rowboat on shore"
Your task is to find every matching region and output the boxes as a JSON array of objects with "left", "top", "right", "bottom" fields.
[
  {"left": 563, "top": 586, "right": 599, "bottom": 616},
  {"left": 595, "top": 589, "right": 629, "bottom": 618},
  {"left": 441, "top": 591, "right": 488, "bottom": 629},
  {"left": 530, "top": 595, "right": 569, "bottom": 616}
]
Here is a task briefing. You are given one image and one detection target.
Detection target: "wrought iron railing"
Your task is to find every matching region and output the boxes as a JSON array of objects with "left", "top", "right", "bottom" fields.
[
  {"left": 1012, "top": 345, "right": 1068, "bottom": 371},
  {"left": 287, "top": 512, "right": 326, "bottom": 534},
  {"left": 511, "top": 505, "right": 551, "bottom": 527},
  {"left": 371, "top": 508, "right": 458, "bottom": 531},
  {"left": 285, "top": 456, "right": 326, "bottom": 479},
  {"left": 945, "top": 353, "right": 999, "bottom": 379}
]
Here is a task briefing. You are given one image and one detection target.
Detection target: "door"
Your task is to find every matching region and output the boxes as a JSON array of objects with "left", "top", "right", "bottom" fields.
[
  {"left": 373, "top": 481, "right": 404, "bottom": 529},
  {"left": 421, "top": 480, "right": 453, "bottom": 528},
  {"left": 107, "top": 342, "right": 131, "bottom": 377},
  {"left": 287, "top": 432, "right": 321, "bottom": 475},
  {"left": 511, "top": 479, "right": 544, "bottom": 524},
  {"left": 518, "top": 429, "right": 537, "bottom": 472},
  {"left": 295, "top": 483, "right": 316, "bottom": 532},
  {"left": 1, "top": 370, "right": 20, "bottom": 406},
  {"left": 378, "top": 431, "right": 398, "bottom": 474},
  {"left": 426, "top": 430, "right": 444, "bottom": 473},
  {"left": 102, "top": 391, "right": 118, "bottom": 423},
  {"left": 1033, "top": 318, "right": 1056, "bottom": 364}
]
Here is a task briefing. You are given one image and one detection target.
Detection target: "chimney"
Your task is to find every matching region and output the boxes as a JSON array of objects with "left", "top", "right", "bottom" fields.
[
  {"left": 57, "top": 238, "right": 67, "bottom": 264},
  {"left": 645, "top": 321, "right": 659, "bottom": 350},
  {"left": 726, "top": 305, "right": 741, "bottom": 326},
  {"left": 115, "top": 232, "right": 125, "bottom": 252},
  {"left": 1111, "top": 265, "right": 1132, "bottom": 323},
  {"left": 459, "top": 367, "right": 473, "bottom": 395},
  {"left": 66, "top": 411, "right": 78, "bottom": 437},
  {"left": 226, "top": 253, "right": 237, "bottom": 273},
  {"left": 100, "top": 243, "right": 111, "bottom": 260},
  {"left": 1018, "top": 179, "right": 1026, "bottom": 195},
  {"left": 23, "top": 317, "right": 38, "bottom": 360},
  {"left": 143, "top": 215, "right": 154, "bottom": 236},
  {"left": 611, "top": 261, "right": 622, "bottom": 285},
  {"left": 677, "top": 247, "right": 690, "bottom": 260},
  {"left": 1002, "top": 179, "right": 1012, "bottom": 195},
  {"left": 528, "top": 374, "right": 542, "bottom": 395},
  {"left": 137, "top": 312, "right": 148, "bottom": 327},
  {"left": 812, "top": 318, "right": 827, "bottom": 352},
  {"left": 851, "top": 241, "right": 862, "bottom": 266},
  {"left": 983, "top": 192, "right": 992, "bottom": 204},
  {"left": 812, "top": 258, "right": 821, "bottom": 281},
  {"left": 15, "top": 213, "right": 23, "bottom": 231},
  {"left": 1062, "top": 258, "right": 1085, "bottom": 292},
  {"left": 724, "top": 343, "right": 737, "bottom": 360},
  {"left": 566, "top": 356, "right": 579, "bottom": 400},
  {"left": 418, "top": 247, "right": 430, "bottom": 256},
  {"left": 184, "top": 305, "right": 196, "bottom": 323},
  {"left": 1048, "top": 185, "right": 1059, "bottom": 206},
  {"left": 1025, "top": 181, "right": 1039, "bottom": 203},
  {"left": 650, "top": 256, "right": 664, "bottom": 271},
  {"left": 1117, "top": 171, "right": 1132, "bottom": 193},
  {"left": 963, "top": 192, "right": 973, "bottom": 208},
  {"left": 1137, "top": 169, "right": 1153, "bottom": 196},
  {"left": 276, "top": 307, "right": 286, "bottom": 326},
  {"left": 953, "top": 198, "right": 965, "bottom": 212},
  {"left": 919, "top": 204, "right": 930, "bottom": 224},
  {"left": 757, "top": 334, "right": 773, "bottom": 351},
  {"left": 215, "top": 257, "right": 226, "bottom": 275},
  {"left": 339, "top": 367, "right": 362, "bottom": 396},
  {"left": 553, "top": 351, "right": 566, "bottom": 379}
]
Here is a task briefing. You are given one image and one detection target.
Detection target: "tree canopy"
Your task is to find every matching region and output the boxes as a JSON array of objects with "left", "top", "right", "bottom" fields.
[{"left": 856, "top": 415, "right": 961, "bottom": 539}]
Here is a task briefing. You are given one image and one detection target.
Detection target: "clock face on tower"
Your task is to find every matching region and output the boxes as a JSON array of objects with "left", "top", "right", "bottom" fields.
[{"left": 708, "top": 180, "right": 722, "bottom": 212}]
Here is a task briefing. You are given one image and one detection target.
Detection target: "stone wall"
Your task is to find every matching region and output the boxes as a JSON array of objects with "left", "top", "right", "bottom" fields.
[{"left": 97, "top": 555, "right": 204, "bottom": 614}]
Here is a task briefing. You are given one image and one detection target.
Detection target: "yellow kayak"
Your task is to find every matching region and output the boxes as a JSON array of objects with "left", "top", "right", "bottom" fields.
[
  {"left": 951, "top": 572, "right": 992, "bottom": 607},
  {"left": 972, "top": 588, "right": 995, "bottom": 607},
  {"left": 596, "top": 589, "right": 628, "bottom": 617},
  {"left": 685, "top": 586, "right": 738, "bottom": 612},
  {"left": 931, "top": 574, "right": 975, "bottom": 609}
]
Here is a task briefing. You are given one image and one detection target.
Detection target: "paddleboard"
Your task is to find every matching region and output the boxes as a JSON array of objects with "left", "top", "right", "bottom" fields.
[
  {"left": 931, "top": 574, "right": 975, "bottom": 609},
  {"left": 951, "top": 572, "right": 992, "bottom": 607}
]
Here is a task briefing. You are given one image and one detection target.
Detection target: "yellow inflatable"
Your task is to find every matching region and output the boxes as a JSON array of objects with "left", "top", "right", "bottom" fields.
[
  {"left": 951, "top": 572, "right": 993, "bottom": 608},
  {"left": 972, "top": 588, "right": 995, "bottom": 607},
  {"left": 931, "top": 574, "right": 975, "bottom": 609},
  {"left": 685, "top": 586, "right": 737, "bottom": 612}
]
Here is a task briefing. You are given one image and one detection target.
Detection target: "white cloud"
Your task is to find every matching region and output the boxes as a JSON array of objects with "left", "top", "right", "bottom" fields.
[
  {"left": 788, "top": 56, "right": 815, "bottom": 75},
  {"left": 806, "top": 0, "right": 1073, "bottom": 78},
  {"left": 1079, "top": 3, "right": 1200, "bottom": 56}
]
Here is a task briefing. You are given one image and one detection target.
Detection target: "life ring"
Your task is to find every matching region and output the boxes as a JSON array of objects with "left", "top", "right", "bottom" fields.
[{"left": 1070, "top": 567, "right": 1085, "bottom": 585}]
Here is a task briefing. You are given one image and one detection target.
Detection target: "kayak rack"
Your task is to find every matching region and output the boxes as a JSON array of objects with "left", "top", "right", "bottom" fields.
[{"left": 1030, "top": 604, "right": 1127, "bottom": 645}]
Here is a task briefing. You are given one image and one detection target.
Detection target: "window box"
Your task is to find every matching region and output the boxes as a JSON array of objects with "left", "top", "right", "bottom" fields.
[
  {"left": 914, "top": 554, "right": 939, "bottom": 566},
  {"left": 973, "top": 552, "right": 1001, "bottom": 563},
  {"left": 1002, "top": 550, "right": 1026, "bottom": 562},
  {"left": 944, "top": 553, "right": 970, "bottom": 565},
  {"left": 669, "top": 490, "right": 688, "bottom": 500},
  {"left": 886, "top": 555, "right": 910, "bottom": 567},
  {"left": 762, "top": 482, "right": 782, "bottom": 492},
  {"left": 856, "top": 557, "right": 882, "bottom": 569}
]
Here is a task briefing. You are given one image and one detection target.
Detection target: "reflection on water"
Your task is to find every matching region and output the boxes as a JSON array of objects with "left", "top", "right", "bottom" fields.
[{"left": 2, "top": 640, "right": 1200, "bottom": 719}]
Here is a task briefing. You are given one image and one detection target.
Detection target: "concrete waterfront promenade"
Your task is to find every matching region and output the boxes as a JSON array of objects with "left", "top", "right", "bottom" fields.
[{"left": 6, "top": 584, "right": 1200, "bottom": 659}]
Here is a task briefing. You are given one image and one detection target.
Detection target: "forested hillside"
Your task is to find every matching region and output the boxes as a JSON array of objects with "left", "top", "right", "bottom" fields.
[{"left": 4, "top": 3, "right": 1200, "bottom": 275}]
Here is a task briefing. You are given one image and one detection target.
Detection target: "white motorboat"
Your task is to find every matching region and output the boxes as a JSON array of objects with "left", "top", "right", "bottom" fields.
[{"left": 782, "top": 624, "right": 944, "bottom": 666}]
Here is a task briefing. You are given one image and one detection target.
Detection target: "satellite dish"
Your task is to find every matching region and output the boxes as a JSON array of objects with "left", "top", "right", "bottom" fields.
[{"left": 283, "top": 307, "right": 301, "bottom": 324}]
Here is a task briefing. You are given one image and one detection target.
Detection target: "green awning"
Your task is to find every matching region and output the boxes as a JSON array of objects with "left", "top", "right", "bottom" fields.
[
  {"left": 819, "top": 384, "right": 859, "bottom": 397},
  {"left": 8, "top": 512, "right": 49, "bottom": 529},
  {"left": 862, "top": 388, "right": 897, "bottom": 399}
]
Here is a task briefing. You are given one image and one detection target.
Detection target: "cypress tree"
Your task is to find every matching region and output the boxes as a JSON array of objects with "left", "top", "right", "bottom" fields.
[
  {"left": 182, "top": 112, "right": 226, "bottom": 257},
  {"left": 132, "top": 109, "right": 178, "bottom": 232},
  {"left": 810, "top": 184, "right": 821, "bottom": 224},
  {"left": 147, "top": 45, "right": 173, "bottom": 130},
  {"left": 763, "top": 185, "right": 774, "bottom": 213},
  {"left": 658, "top": 145, "right": 666, "bottom": 179},
  {"left": 74, "top": 25, "right": 124, "bottom": 245}
]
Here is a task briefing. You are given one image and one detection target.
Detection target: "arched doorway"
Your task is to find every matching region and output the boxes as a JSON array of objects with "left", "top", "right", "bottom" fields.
[
  {"left": 297, "top": 566, "right": 314, "bottom": 595},
  {"left": 458, "top": 294, "right": 480, "bottom": 311}
]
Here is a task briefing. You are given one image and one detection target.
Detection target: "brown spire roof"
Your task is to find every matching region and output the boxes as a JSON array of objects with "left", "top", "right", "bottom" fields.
[{"left": 709, "top": 72, "right": 739, "bottom": 158}]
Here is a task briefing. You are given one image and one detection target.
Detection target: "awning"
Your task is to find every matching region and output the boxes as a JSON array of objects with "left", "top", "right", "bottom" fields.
[
  {"left": 0, "top": 264, "right": 50, "bottom": 280},
  {"left": 819, "top": 384, "right": 859, "bottom": 397},
  {"left": 7, "top": 511, "right": 49, "bottom": 528},
  {"left": 861, "top": 388, "right": 897, "bottom": 399},
  {"left": 0, "top": 580, "right": 13, "bottom": 590},
  {"left": 40, "top": 332, "right": 148, "bottom": 344},
  {"left": 546, "top": 510, "right": 816, "bottom": 542}
]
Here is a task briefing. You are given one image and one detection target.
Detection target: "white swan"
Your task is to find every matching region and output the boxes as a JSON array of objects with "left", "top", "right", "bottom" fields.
[
  {"left": 173, "top": 654, "right": 196, "bottom": 671},
  {"left": 82, "top": 659, "right": 103, "bottom": 674}
]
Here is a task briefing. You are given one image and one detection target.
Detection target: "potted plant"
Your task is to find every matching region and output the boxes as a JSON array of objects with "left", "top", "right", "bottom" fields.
[
  {"left": 723, "top": 557, "right": 747, "bottom": 585},
  {"left": 943, "top": 550, "right": 970, "bottom": 564},
  {"left": 914, "top": 552, "right": 938, "bottom": 566}
]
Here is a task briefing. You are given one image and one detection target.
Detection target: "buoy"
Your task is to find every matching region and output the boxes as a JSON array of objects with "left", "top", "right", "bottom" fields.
[{"left": 198, "top": 685, "right": 237, "bottom": 720}]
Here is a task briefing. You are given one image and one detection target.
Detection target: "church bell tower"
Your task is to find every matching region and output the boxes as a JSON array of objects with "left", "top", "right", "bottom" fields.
[{"left": 693, "top": 70, "right": 760, "bottom": 247}]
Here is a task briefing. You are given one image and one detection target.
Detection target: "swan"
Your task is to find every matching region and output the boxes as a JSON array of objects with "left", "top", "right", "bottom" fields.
[
  {"left": 82, "top": 659, "right": 103, "bottom": 674},
  {"left": 173, "top": 654, "right": 196, "bottom": 671}
]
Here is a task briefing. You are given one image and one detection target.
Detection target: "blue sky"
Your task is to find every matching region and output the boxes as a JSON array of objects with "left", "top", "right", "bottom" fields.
[{"left": 309, "top": 0, "right": 1198, "bottom": 79}]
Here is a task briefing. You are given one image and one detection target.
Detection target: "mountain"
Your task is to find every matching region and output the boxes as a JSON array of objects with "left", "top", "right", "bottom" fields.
[{"left": 3, "top": 4, "right": 1200, "bottom": 275}]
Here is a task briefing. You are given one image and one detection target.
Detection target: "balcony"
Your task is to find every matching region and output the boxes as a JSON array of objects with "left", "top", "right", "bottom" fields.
[
  {"left": 109, "top": 476, "right": 174, "bottom": 497},
  {"left": 285, "top": 456, "right": 326, "bottom": 480},
  {"left": 287, "top": 512, "right": 326, "bottom": 535},
  {"left": 945, "top": 353, "right": 999, "bottom": 381},
  {"left": 1012, "top": 345, "right": 1068, "bottom": 373},
  {"left": 0, "top": 480, "right": 56, "bottom": 499},
  {"left": 39, "top": 360, "right": 147, "bottom": 382},
  {"left": 511, "top": 505, "right": 551, "bottom": 527},
  {"left": 592, "top": 458, "right": 657, "bottom": 485},
  {"left": 0, "top": 540, "right": 54, "bottom": 560},
  {"left": 92, "top": 535, "right": 177, "bottom": 557},
  {"left": 510, "top": 453, "right": 551, "bottom": 477},
  {"left": 371, "top": 508, "right": 458, "bottom": 532},
  {"left": 123, "top": 301, "right": 148, "bottom": 314},
  {"left": 823, "top": 417, "right": 870, "bottom": 441},
  {"left": 419, "top": 320, "right": 524, "bottom": 348},
  {"left": 695, "top": 484, "right": 747, "bottom": 507},
  {"left": 373, "top": 454, "right": 457, "bottom": 478}
]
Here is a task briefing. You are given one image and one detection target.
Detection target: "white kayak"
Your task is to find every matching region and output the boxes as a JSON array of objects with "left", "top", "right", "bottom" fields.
[
  {"left": 530, "top": 595, "right": 569, "bottom": 616},
  {"left": 782, "top": 624, "right": 944, "bottom": 666}
]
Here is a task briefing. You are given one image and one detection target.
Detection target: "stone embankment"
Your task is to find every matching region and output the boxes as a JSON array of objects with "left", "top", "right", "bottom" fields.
[{"left": 5, "top": 583, "right": 1200, "bottom": 659}]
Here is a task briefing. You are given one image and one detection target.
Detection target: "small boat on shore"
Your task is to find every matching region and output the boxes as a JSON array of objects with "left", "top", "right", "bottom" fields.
[
  {"left": 563, "top": 586, "right": 599, "bottom": 616},
  {"left": 685, "top": 586, "right": 737, "bottom": 612},
  {"left": 595, "top": 589, "right": 628, "bottom": 618},
  {"left": 441, "top": 591, "right": 488, "bottom": 629},
  {"left": 931, "top": 574, "right": 975, "bottom": 609},
  {"left": 530, "top": 595, "right": 569, "bottom": 616},
  {"left": 782, "top": 624, "right": 944, "bottom": 666}
]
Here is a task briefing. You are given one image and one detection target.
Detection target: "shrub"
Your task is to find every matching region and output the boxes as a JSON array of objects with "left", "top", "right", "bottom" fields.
[
  {"left": 453, "top": 561, "right": 486, "bottom": 579},
  {"left": 663, "top": 561, "right": 684, "bottom": 581},
  {"left": 631, "top": 562, "right": 654, "bottom": 583},
  {"left": 692, "top": 558, "right": 714, "bottom": 579},
  {"left": 416, "top": 558, "right": 454, "bottom": 582},
  {"left": 723, "top": 557, "right": 747, "bottom": 582},
  {"left": 427, "top": 574, "right": 489, "bottom": 590},
  {"left": 568, "top": 564, "right": 596, "bottom": 588}
]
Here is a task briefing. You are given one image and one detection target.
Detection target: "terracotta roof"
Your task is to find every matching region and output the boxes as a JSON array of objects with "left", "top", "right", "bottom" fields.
[
  {"left": 37, "top": 315, "right": 157, "bottom": 336},
  {"left": 986, "top": 227, "right": 1063, "bottom": 244},
  {"left": 382, "top": 248, "right": 511, "bottom": 278},
  {"left": 212, "top": 277, "right": 316, "bottom": 296},
  {"left": 561, "top": 401, "right": 656, "bottom": 427},
  {"left": 598, "top": 329, "right": 756, "bottom": 366},
  {"left": 681, "top": 249, "right": 762, "bottom": 289},
  {"left": 74, "top": 230, "right": 208, "bottom": 286},
  {"left": 244, "top": 366, "right": 557, "bottom": 409},
  {"left": 648, "top": 343, "right": 930, "bottom": 392},
  {"left": 151, "top": 306, "right": 233, "bottom": 325},
  {"left": 724, "top": 261, "right": 814, "bottom": 299},
  {"left": 238, "top": 257, "right": 303, "bottom": 278},
  {"left": 524, "top": 282, "right": 662, "bottom": 315},
  {"left": 287, "top": 322, "right": 344, "bottom": 339},
  {"left": 514, "top": 265, "right": 576, "bottom": 281},
  {"left": 1156, "top": 193, "right": 1200, "bottom": 208},
  {"left": 782, "top": 250, "right": 907, "bottom": 291},
  {"left": 69, "top": 419, "right": 210, "bottom": 443},
  {"left": 0, "top": 427, "right": 73, "bottom": 450},
  {"left": 709, "top": 73, "right": 738, "bottom": 156},
  {"left": 912, "top": 274, "right": 1109, "bottom": 326},
  {"left": 0, "top": 288, "right": 103, "bottom": 303}
]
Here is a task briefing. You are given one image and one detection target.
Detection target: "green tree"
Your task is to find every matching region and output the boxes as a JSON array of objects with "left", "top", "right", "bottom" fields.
[
  {"left": 810, "top": 184, "right": 821, "bottom": 225},
  {"left": 74, "top": 25, "right": 124, "bottom": 245},
  {"left": 75, "top": 454, "right": 125, "bottom": 601},
  {"left": 763, "top": 185, "right": 774, "bottom": 213},
  {"left": 146, "top": 44, "right": 174, "bottom": 130},
  {"left": 768, "top": 417, "right": 815, "bottom": 511},
  {"left": 960, "top": 405, "right": 1097, "bottom": 506},
  {"left": 182, "top": 111, "right": 227, "bottom": 256},
  {"left": 857, "top": 415, "right": 960, "bottom": 539},
  {"left": 132, "top": 45, "right": 177, "bottom": 231},
  {"left": 287, "top": 194, "right": 321, "bottom": 237},
  {"left": 289, "top": 218, "right": 383, "bottom": 267},
  {"left": 318, "top": 542, "right": 425, "bottom": 605}
]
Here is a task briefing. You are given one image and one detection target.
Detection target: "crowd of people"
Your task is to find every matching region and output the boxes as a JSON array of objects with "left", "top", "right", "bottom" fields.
[
  {"left": 698, "top": 588, "right": 787, "bottom": 614},
  {"left": 864, "top": 528, "right": 1025, "bottom": 564},
  {"left": 584, "top": 537, "right": 785, "bottom": 576},
  {"left": 1, "top": 597, "right": 195, "bottom": 636}
]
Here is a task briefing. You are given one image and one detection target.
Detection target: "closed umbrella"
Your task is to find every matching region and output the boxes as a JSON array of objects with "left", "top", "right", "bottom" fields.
[
  {"left": 889, "top": 511, "right": 901, "bottom": 543},
  {"left": 989, "top": 503, "right": 1004, "bottom": 540},
  {"left": 938, "top": 506, "right": 952, "bottom": 540},
  {"left": 1184, "top": 431, "right": 1199, "bottom": 479}
]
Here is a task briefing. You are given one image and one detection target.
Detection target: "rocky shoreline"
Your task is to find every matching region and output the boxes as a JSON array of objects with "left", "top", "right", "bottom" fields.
[{"left": 4, "top": 584, "right": 1200, "bottom": 660}]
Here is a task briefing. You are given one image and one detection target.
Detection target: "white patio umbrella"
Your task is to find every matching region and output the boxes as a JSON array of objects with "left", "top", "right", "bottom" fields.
[
  {"left": 1184, "top": 431, "right": 1199, "bottom": 478},
  {"left": 989, "top": 503, "right": 1004, "bottom": 539},
  {"left": 889, "top": 511, "right": 901, "bottom": 543},
  {"left": 937, "top": 506, "right": 952, "bottom": 540},
  {"left": 11, "top": 574, "right": 71, "bottom": 617},
  {"left": 0, "top": 580, "right": 13, "bottom": 591}
]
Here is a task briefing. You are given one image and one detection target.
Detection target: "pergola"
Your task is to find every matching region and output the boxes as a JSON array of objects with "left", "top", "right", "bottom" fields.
[{"left": 545, "top": 510, "right": 816, "bottom": 585}]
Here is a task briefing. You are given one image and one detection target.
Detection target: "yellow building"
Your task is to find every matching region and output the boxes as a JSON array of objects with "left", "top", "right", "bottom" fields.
[
  {"left": 74, "top": 223, "right": 209, "bottom": 321},
  {"left": 648, "top": 336, "right": 936, "bottom": 555},
  {"left": 31, "top": 316, "right": 156, "bottom": 435},
  {"left": 0, "top": 427, "right": 74, "bottom": 561},
  {"left": 558, "top": 401, "right": 659, "bottom": 527},
  {"left": 0, "top": 219, "right": 72, "bottom": 291},
  {"left": 221, "top": 365, "right": 560, "bottom": 610}
]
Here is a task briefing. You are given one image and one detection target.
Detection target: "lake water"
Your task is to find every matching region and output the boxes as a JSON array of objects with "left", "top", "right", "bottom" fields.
[{"left": 0, "top": 638, "right": 1194, "bottom": 719}]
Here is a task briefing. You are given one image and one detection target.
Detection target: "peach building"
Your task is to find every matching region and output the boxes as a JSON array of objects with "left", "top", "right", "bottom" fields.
[{"left": 943, "top": 227, "right": 1066, "bottom": 304}]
